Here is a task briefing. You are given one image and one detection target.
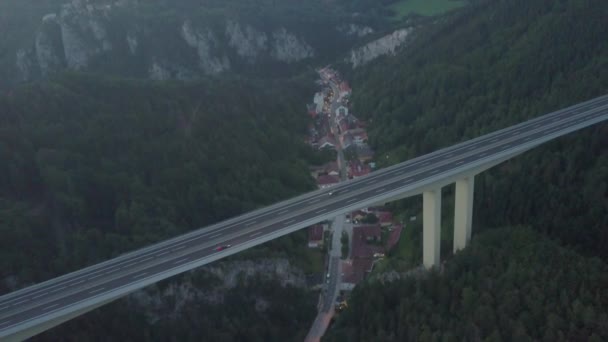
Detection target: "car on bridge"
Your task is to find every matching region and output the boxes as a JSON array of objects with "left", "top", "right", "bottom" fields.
[{"left": 215, "top": 244, "right": 231, "bottom": 251}]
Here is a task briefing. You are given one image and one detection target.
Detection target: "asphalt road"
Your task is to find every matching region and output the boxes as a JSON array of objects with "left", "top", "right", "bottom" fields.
[{"left": 1, "top": 94, "right": 608, "bottom": 337}]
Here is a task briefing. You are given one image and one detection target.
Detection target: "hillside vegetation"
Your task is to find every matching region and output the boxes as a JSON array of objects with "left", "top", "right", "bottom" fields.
[
  {"left": 0, "top": 74, "right": 329, "bottom": 340},
  {"left": 325, "top": 0, "right": 608, "bottom": 339},
  {"left": 349, "top": 0, "right": 608, "bottom": 259},
  {"left": 325, "top": 227, "right": 608, "bottom": 341}
]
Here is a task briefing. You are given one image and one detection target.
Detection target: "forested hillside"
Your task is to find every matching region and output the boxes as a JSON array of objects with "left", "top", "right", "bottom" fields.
[
  {"left": 0, "top": 74, "right": 326, "bottom": 340},
  {"left": 325, "top": 227, "right": 608, "bottom": 341},
  {"left": 325, "top": 0, "right": 608, "bottom": 339},
  {"left": 349, "top": 0, "right": 608, "bottom": 259}
]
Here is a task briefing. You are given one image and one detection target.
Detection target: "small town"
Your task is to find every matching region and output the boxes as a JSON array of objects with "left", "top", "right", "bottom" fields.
[{"left": 303, "top": 67, "right": 404, "bottom": 341}]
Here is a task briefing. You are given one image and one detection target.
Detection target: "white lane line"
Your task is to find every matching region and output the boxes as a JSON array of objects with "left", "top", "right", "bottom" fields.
[
  {"left": 31, "top": 292, "right": 49, "bottom": 300},
  {"left": 341, "top": 189, "right": 350, "bottom": 193},
  {"left": 552, "top": 117, "right": 560, "bottom": 122},
  {"left": 395, "top": 170, "right": 405, "bottom": 175},
  {"left": 467, "top": 145, "right": 476, "bottom": 150},
  {"left": 277, "top": 210, "right": 289, "bottom": 215},
  {"left": 315, "top": 208, "right": 328, "bottom": 214},
  {"left": 89, "top": 287, "right": 106, "bottom": 294},
  {"left": 0, "top": 304, "right": 9, "bottom": 310},
  {"left": 71, "top": 280, "right": 84, "bottom": 286},
  {"left": 9, "top": 299, "right": 29, "bottom": 306},
  {"left": 42, "top": 303, "right": 59, "bottom": 312},
  {"left": 422, "top": 161, "right": 430, "bottom": 166},
  {"left": 173, "top": 258, "right": 189, "bottom": 265},
  {"left": 284, "top": 219, "right": 296, "bottom": 225},
  {"left": 132, "top": 272, "right": 148, "bottom": 279},
  {"left": 208, "top": 233, "right": 222, "bottom": 239},
  {"left": 174, "top": 245, "right": 187, "bottom": 250},
  {"left": 245, "top": 220, "right": 258, "bottom": 226},
  {"left": 491, "top": 138, "right": 499, "bottom": 143},
  {"left": 366, "top": 179, "right": 378, "bottom": 184},
  {"left": 140, "top": 257, "right": 153, "bottom": 263},
  {"left": 250, "top": 231, "right": 263, "bottom": 238},
  {"left": 456, "top": 161, "right": 464, "bottom": 165},
  {"left": 511, "top": 131, "right": 519, "bottom": 135},
  {"left": 501, "top": 145, "right": 511, "bottom": 150},
  {"left": 89, "top": 273, "right": 104, "bottom": 280},
  {"left": 156, "top": 251, "right": 170, "bottom": 257},
  {"left": 446, "top": 153, "right": 454, "bottom": 158},
  {"left": 0, "top": 320, "right": 12, "bottom": 327},
  {"left": 375, "top": 188, "right": 386, "bottom": 193},
  {"left": 430, "top": 169, "right": 439, "bottom": 174},
  {"left": 308, "top": 198, "right": 321, "bottom": 204},
  {"left": 523, "top": 137, "right": 532, "bottom": 141},
  {"left": 346, "top": 198, "right": 359, "bottom": 204},
  {"left": 479, "top": 152, "right": 486, "bottom": 157}
]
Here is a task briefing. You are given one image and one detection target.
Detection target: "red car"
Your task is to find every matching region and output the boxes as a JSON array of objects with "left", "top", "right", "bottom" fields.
[{"left": 215, "top": 244, "right": 232, "bottom": 251}]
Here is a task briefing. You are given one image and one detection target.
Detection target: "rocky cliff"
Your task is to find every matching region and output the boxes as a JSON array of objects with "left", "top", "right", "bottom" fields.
[
  {"left": 348, "top": 28, "right": 413, "bottom": 68},
  {"left": 11, "top": 0, "right": 365, "bottom": 83}
]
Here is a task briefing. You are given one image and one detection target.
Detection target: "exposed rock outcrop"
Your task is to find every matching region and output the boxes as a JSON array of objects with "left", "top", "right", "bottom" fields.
[{"left": 348, "top": 28, "right": 413, "bottom": 68}]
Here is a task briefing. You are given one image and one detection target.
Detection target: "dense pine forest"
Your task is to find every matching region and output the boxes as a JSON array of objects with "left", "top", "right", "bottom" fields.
[
  {"left": 325, "top": 0, "right": 608, "bottom": 339},
  {"left": 0, "top": 74, "right": 326, "bottom": 340}
]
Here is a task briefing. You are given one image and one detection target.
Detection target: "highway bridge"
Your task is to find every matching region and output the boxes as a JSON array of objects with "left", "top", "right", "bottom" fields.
[{"left": 1, "top": 94, "right": 608, "bottom": 341}]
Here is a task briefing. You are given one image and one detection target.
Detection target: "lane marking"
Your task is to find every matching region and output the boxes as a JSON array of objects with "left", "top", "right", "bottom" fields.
[
  {"left": 456, "top": 161, "right": 464, "bottom": 165},
  {"left": 173, "top": 258, "right": 189, "bottom": 265},
  {"left": 277, "top": 210, "right": 289, "bottom": 215},
  {"left": 71, "top": 280, "right": 84, "bottom": 286},
  {"left": 491, "top": 138, "right": 499, "bottom": 143},
  {"left": 346, "top": 198, "right": 359, "bottom": 204},
  {"left": 395, "top": 170, "right": 405, "bottom": 175},
  {"left": 250, "top": 231, "right": 263, "bottom": 238},
  {"left": 366, "top": 179, "right": 378, "bottom": 184},
  {"left": 402, "top": 178, "right": 413, "bottom": 184},
  {"left": 174, "top": 245, "right": 186, "bottom": 250},
  {"left": 42, "top": 303, "right": 58, "bottom": 311},
  {"left": 315, "top": 208, "right": 328, "bottom": 214},
  {"left": 341, "top": 189, "right": 350, "bottom": 193},
  {"left": 9, "top": 299, "right": 29, "bottom": 306},
  {"left": 245, "top": 220, "right": 258, "bottom": 226},
  {"left": 430, "top": 169, "right": 439, "bottom": 174},
  {"left": 284, "top": 219, "right": 296, "bottom": 225},
  {"left": 445, "top": 153, "right": 454, "bottom": 158},
  {"left": 523, "top": 137, "right": 532, "bottom": 141},
  {"left": 140, "top": 257, "right": 153, "bottom": 263},
  {"left": 534, "top": 124, "right": 541, "bottom": 128},
  {"left": 375, "top": 188, "right": 386, "bottom": 193},
  {"left": 208, "top": 233, "right": 222, "bottom": 239},
  {"left": 89, "top": 287, "right": 106, "bottom": 294},
  {"left": 89, "top": 273, "right": 104, "bottom": 280},
  {"left": 422, "top": 161, "right": 430, "bottom": 166},
  {"left": 31, "top": 292, "right": 49, "bottom": 300},
  {"left": 501, "top": 145, "right": 511, "bottom": 150},
  {"left": 479, "top": 152, "right": 486, "bottom": 157},
  {"left": 467, "top": 146, "right": 476, "bottom": 150},
  {"left": 0, "top": 305, "right": 9, "bottom": 310},
  {"left": 511, "top": 131, "right": 519, "bottom": 135},
  {"left": 308, "top": 198, "right": 321, "bottom": 204},
  {"left": 132, "top": 272, "right": 148, "bottom": 279},
  {"left": 156, "top": 251, "right": 170, "bottom": 257},
  {"left": 0, "top": 320, "right": 12, "bottom": 327}
]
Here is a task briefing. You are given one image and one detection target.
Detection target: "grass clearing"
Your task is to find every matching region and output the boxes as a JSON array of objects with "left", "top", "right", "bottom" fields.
[{"left": 388, "top": 0, "right": 466, "bottom": 19}]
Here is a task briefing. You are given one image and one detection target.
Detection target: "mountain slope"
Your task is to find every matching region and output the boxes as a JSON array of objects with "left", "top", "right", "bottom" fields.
[{"left": 347, "top": 0, "right": 608, "bottom": 259}]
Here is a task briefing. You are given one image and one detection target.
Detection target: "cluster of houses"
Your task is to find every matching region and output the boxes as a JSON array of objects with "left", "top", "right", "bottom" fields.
[
  {"left": 307, "top": 206, "right": 403, "bottom": 289},
  {"left": 304, "top": 67, "right": 403, "bottom": 299}
]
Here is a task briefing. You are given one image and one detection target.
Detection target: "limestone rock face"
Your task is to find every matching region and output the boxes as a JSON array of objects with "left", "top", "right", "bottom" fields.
[{"left": 348, "top": 28, "right": 413, "bottom": 68}]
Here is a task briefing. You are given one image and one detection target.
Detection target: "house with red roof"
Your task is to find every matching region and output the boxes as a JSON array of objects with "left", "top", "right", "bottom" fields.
[
  {"left": 377, "top": 211, "right": 394, "bottom": 227},
  {"left": 348, "top": 160, "right": 371, "bottom": 179},
  {"left": 308, "top": 224, "right": 324, "bottom": 248},
  {"left": 318, "top": 135, "right": 337, "bottom": 150},
  {"left": 316, "top": 174, "right": 340, "bottom": 188}
]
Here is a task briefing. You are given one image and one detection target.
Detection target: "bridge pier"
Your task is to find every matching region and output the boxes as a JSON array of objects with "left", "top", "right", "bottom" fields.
[
  {"left": 422, "top": 188, "right": 442, "bottom": 268},
  {"left": 454, "top": 176, "right": 474, "bottom": 253}
]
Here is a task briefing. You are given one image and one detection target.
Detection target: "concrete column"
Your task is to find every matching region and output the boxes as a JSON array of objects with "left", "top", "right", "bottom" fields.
[
  {"left": 423, "top": 189, "right": 441, "bottom": 269},
  {"left": 453, "top": 176, "right": 475, "bottom": 253}
]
